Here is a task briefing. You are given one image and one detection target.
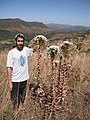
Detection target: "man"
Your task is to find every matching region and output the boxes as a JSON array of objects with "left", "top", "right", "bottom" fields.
[{"left": 6, "top": 33, "right": 33, "bottom": 111}]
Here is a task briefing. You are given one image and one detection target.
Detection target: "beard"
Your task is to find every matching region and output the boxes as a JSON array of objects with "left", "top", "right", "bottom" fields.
[{"left": 16, "top": 44, "right": 24, "bottom": 51}]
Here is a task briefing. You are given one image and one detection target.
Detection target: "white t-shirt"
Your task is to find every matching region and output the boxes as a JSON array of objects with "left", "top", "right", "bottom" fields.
[{"left": 6, "top": 46, "right": 33, "bottom": 82}]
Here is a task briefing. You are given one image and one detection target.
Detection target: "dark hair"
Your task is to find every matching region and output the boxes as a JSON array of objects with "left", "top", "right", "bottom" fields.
[{"left": 15, "top": 33, "right": 25, "bottom": 41}]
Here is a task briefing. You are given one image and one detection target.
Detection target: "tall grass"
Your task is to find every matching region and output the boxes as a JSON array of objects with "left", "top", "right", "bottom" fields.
[{"left": 0, "top": 39, "right": 90, "bottom": 120}]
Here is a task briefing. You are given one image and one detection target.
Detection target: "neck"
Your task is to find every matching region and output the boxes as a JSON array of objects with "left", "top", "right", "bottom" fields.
[{"left": 16, "top": 46, "right": 24, "bottom": 51}]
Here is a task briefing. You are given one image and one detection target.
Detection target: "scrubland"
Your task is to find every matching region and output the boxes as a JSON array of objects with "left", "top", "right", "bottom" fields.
[{"left": 0, "top": 34, "right": 90, "bottom": 120}]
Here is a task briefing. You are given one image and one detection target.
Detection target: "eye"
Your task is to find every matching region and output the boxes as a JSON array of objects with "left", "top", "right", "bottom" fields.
[{"left": 18, "top": 40, "right": 24, "bottom": 42}]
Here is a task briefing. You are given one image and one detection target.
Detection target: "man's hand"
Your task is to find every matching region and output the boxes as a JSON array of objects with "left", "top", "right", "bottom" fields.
[
  {"left": 7, "top": 67, "right": 12, "bottom": 92},
  {"left": 8, "top": 80, "right": 13, "bottom": 92}
]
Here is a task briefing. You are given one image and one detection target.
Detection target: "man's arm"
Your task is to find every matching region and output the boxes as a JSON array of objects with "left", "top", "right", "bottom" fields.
[{"left": 7, "top": 67, "right": 13, "bottom": 92}]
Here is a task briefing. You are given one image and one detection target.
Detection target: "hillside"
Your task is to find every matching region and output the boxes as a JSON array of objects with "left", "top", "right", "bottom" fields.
[
  {"left": 0, "top": 36, "right": 90, "bottom": 120},
  {"left": 0, "top": 18, "right": 90, "bottom": 41},
  {"left": 47, "top": 23, "right": 90, "bottom": 32},
  {"left": 0, "top": 18, "right": 54, "bottom": 40},
  {"left": 0, "top": 18, "right": 90, "bottom": 52}
]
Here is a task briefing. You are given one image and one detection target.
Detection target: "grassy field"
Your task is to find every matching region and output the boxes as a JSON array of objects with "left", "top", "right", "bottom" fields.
[{"left": 0, "top": 35, "right": 90, "bottom": 120}]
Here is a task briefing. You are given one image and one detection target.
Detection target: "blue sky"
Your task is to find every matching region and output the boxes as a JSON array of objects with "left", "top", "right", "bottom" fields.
[{"left": 0, "top": 0, "right": 90, "bottom": 26}]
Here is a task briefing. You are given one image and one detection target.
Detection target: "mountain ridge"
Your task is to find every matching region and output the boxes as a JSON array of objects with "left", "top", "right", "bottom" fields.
[
  {"left": 47, "top": 23, "right": 90, "bottom": 31},
  {"left": 0, "top": 18, "right": 90, "bottom": 40},
  {"left": 0, "top": 18, "right": 54, "bottom": 40}
]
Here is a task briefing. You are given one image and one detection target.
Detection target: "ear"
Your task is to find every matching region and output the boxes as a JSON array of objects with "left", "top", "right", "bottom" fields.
[
  {"left": 13, "top": 39, "right": 16, "bottom": 47},
  {"left": 14, "top": 39, "right": 16, "bottom": 43}
]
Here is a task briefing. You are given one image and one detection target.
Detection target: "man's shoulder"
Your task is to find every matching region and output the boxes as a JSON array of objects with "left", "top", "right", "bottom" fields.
[
  {"left": 8, "top": 48, "right": 16, "bottom": 54},
  {"left": 24, "top": 46, "right": 33, "bottom": 57},
  {"left": 24, "top": 46, "right": 33, "bottom": 52}
]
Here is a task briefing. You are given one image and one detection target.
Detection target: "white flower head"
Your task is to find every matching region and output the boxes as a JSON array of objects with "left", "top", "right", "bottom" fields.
[
  {"left": 47, "top": 45, "right": 60, "bottom": 53},
  {"left": 60, "top": 41, "right": 73, "bottom": 51},
  {"left": 29, "top": 35, "right": 48, "bottom": 47},
  {"left": 47, "top": 45, "right": 60, "bottom": 58},
  {"left": 63, "top": 41, "right": 73, "bottom": 46},
  {"left": 34, "top": 35, "right": 48, "bottom": 42}
]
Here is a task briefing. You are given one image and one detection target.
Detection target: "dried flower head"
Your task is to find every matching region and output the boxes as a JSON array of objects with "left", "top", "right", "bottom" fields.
[
  {"left": 47, "top": 45, "right": 60, "bottom": 59},
  {"left": 29, "top": 35, "right": 48, "bottom": 48},
  {"left": 63, "top": 41, "right": 73, "bottom": 46},
  {"left": 60, "top": 41, "right": 74, "bottom": 57}
]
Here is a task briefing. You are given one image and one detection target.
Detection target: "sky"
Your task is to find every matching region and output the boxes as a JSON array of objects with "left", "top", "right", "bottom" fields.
[{"left": 0, "top": 0, "right": 90, "bottom": 27}]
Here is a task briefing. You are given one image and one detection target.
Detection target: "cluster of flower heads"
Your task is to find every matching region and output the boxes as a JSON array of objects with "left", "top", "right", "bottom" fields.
[
  {"left": 29, "top": 35, "right": 48, "bottom": 48},
  {"left": 29, "top": 34, "right": 76, "bottom": 59},
  {"left": 47, "top": 41, "right": 74, "bottom": 58},
  {"left": 47, "top": 45, "right": 60, "bottom": 59},
  {"left": 60, "top": 41, "right": 73, "bottom": 51}
]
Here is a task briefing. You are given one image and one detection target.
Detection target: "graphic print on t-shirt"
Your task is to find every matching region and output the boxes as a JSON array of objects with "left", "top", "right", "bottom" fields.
[{"left": 18, "top": 55, "right": 26, "bottom": 66}]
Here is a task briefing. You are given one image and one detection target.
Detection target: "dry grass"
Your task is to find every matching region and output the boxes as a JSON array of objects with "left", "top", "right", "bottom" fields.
[{"left": 0, "top": 37, "right": 90, "bottom": 120}]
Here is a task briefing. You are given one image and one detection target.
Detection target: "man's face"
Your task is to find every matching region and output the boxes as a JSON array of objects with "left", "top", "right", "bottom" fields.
[{"left": 16, "top": 37, "right": 24, "bottom": 50}]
